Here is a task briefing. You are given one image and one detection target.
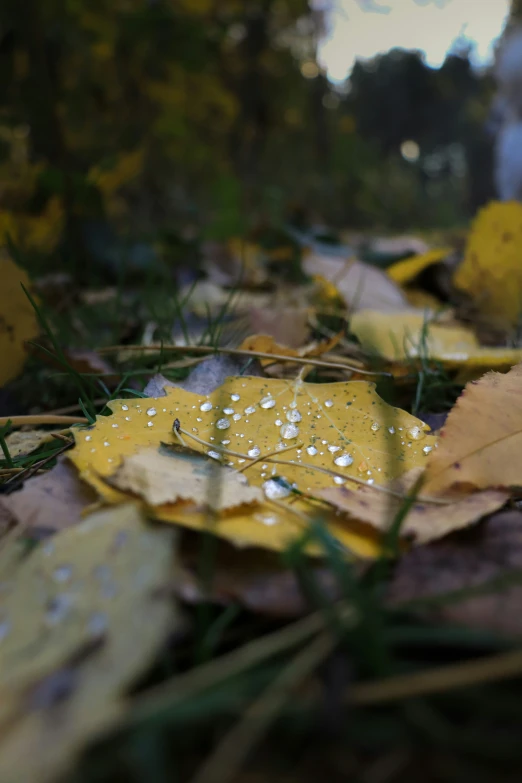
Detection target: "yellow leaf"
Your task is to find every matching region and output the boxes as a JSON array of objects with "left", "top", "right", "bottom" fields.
[
  {"left": 454, "top": 201, "right": 522, "bottom": 328},
  {"left": 350, "top": 310, "right": 522, "bottom": 380},
  {"left": 68, "top": 377, "right": 437, "bottom": 558},
  {"left": 387, "top": 248, "right": 451, "bottom": 285},
  {"left": 321, "top": 477, "right": 508, "bottom": 545},
  {"left": 424, "top": 363, "right": 522, "bottom": 495},
  {"left": 0, "top": 255, "right": 39, "bottom": 386},
  {"left": 0, "top": 504, "right": 177, "bottom": 783},
  {"left": 109, "top": 446, "right": 263, "bottom": 509}
]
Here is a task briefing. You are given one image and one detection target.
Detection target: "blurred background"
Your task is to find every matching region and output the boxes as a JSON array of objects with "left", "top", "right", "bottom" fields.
[{"left": 0, "top": 0, "right": 521, "bottom": 278}]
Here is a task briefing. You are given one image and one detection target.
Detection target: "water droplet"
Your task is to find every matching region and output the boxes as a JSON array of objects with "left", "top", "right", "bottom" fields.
[
  {"left": 122, "top": 404, "right": 129, "bottom": 411},
  {"left": 262, "top": 479, "right": 291, "bottom": 499},
  {"left": 289, "top": 401, "right": 298, "bottom": 409},
  {"left": 45, "top": 594, "right": 73, "bottom": 626},
  {"left": 423, "top": 445, "right": 433, "bottom": 455},
  {"left": 275, "top": 419, "right": 283, "bottom": 426},
  {"left": 85, "top": 435, "right": 92, "bottom": 441},
  {"left": 111, "top": 423, "right": 118, "bottom": 428},
  {"left": 223, "top": 407, "right": 234, "bottom": 415},
  {"left": 87, "top": 612, "right": 108, "bottom": 637},
  {"left": 53, "top": 564, "right": 73, "bottom": 583},
  {"left": 208, "top": 450, "right": 221, "bottom": 460},
  {"left": 334, "top": 476, "right": 345, "bottom": 485},
  {"left": 370, "top": 422, "right": 380, "bottom": 432},
  {"left": 286, "top": 409, "right": 302, "bottom": 423},
  {"left": 255, "top": 513, "right": 278, "bottom": 526},
  {"left": 147, "top": 421, "right": 154, "bottom": 427},
  {"left": 328, "top": 445, "right": 341, "bottom": 453},
  {"left": 388, "top": 426, "right": 395, "bottom": 434},
  {"left": 245, "top": 405, "right": 256, "bottom": 415},
  {"left": 125, "top": 416, "right": 131, "bottom": 421},
  {"left": 200, "top": 402, "right": 213, "bottom": 412},
  {"left": 221, "top": 439, "right": 230, "bottom": 445},
  {"left": 260, "top": 395, "right": 276, "bottom": 409},
  {"left": 103, "top": 441, "right": 110, "bottom": 447},
  {"left": 233, "top": 413, "right": 242, "bottom": 421},
  {"left": 408, "top": 426, "right": 425, "bottom": 441},
  {"left": 334, "top": 453, "right": 353, "bottom": 467},
  {"left": 90, "top": 448, "right": 96, "bottom": 453},
  {"left": 280, "top": 423, "right": 299, "bottom": 440},
  {"left": 231, "top": 393, "right": 240, "bottom": 402},
  {"left": 248, "top": 446, "right": 261, "bottom": 458},
  {"left": 367, "top": 479, "right": 374, "bottom": 485},
  {"left": 324, "top": 399, "right": 334, "bottom": 408},
  {"left": 306, "top": 445, "right": 318, "bottom": 456},
  {"left": 146, "top": 407, "right": 157, "bottom": 417},
  {"left": 216, "top": 418, "right": 230, "bottom": 430}
]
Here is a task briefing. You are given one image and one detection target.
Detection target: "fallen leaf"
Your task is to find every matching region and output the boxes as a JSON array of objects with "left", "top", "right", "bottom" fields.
[
  {"left": 68, "top": 376, "right": 436, "bottom": 557},
  {"left": 109, "top": 446, "right": 263, "bottom": 509},
  {"left": 388, "top": 510, "right": 522, "bottom": 636},
  {"left": 387, "top": 248, "right": 452, "bottom": 285},
  {"left": 453, "top": 201, "right": 522, "bottom": 328},
  {"left": 246, "top": 307, "right": 310, "bottom": 349},
  {"left": 4, "top": 429, "right": 61, "bottom": 459},
  {"left": 143, "top": 356, "right": 264, "bottom": 398},
  {"left": 302, "top": 252, "right": 408, "bottom": 313},
  {"left": 0, "top": 253, "right": 39, "bottom": 387},
  {"left": 238, "top": 331, "right": 342, "bottom": 367},
  {"left": 424, "top": 362, "right": 522, "bottom": 495},
  {"left": 320, "top": 481, "right": 508, "bottom": 545},
  {"left": 0, "top": 458, "right": 98, "bottom": 535},
  {"left": 0, "top": 503, "right": 178, "bottom": 783},
  {"left": 350, "top": 310, "right": 522, "bottom": 380}
]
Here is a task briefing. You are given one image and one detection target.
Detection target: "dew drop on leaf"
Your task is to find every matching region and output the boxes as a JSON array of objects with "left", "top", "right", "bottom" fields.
[
  {"left": 262, "top": 479, "right": 292, "bottom": 499},
  {"left": 280, "top": 423, "right": 299, "bottom": 440},
  {"left": 146, "top": 407, "right": 157, "bottom": 417},
  {"left": 286, "top": 409, "right": 302, "bottom": 423},
  {"left": 247, "top": 446, "right": 261, "bottom": 458},
  {"left": 260, "top": 395, "right": 276, "bottom": 409},
  {"left": 200, "top": 402, "right": 213, "bottom": 412},
  {"left": 334, "top": 453, "right": 353, "bottom": 467},
  {"left": 216, "top": 418, "right": 230, "bottom": 430}
]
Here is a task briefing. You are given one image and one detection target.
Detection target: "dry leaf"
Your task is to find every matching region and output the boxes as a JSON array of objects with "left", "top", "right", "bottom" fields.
[
  {"left": 0, "top": 253, "right": 39, "bottom": 387},
  {"left": 109, "top": 446, "right": 263, "bottom": 509},
  {"left": 453, "top": 201, "right": 522, "bottom": 328},
  {"left": 302, "top": 251, "right": 408, "bottom": 313},
  {"left": 424, "top": 363, "right": 522, "bottom": 495},
  {"left": 69, "top": 376, "right": 436, "bottom": 558},
  {"left": 238, "top": 331, "right": 342, "bottom": 367},
  {"left": 0, "top": 458, "right": 98, "bottom": 535},
  {"left": 388, "top": 510, "right": 522, "bottom": 636},
  {"left": 4, "top": 429, "right": 61, "bottom": 459},
  {"left": 247, "top": 306, "right": 310, "bottom": 348},
  {"left": 0, "top": 504, "right": 177, "bottom": 783},
  {"left": 350, "top": 310, "right": 522, "bottom": 380},
  {"left": 320, "top": 482, "right": 508, "bottom": 545},
  {"left": 387, "top": 248, "right": 452, "bottom": 285}
]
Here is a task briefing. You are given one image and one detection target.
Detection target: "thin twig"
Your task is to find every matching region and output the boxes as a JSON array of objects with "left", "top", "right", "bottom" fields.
[{"left": 97, "top": 344, "right": 388, "bottom": 376}]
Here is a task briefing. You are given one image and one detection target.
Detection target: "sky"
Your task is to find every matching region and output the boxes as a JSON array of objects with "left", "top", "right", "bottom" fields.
[{"left": 316, "top": 0, "right": 512, "bottom": 82}]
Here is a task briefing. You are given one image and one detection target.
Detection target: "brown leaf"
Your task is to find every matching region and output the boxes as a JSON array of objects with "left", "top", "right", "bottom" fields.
[
  {"left": 388, "top": 510, "right": 522, "bottom": 636},
  {"left": 0, "top": 459, "right": 98, "bottom": 535},
  {"left": 424, "top": 362, "right": 522, "bottom": 495},
  {"left": 320, "top": 480, "right": 508, "bottom": 545},
  {"left": 247, "top": 307, "right": 310, "bottom": 348}
]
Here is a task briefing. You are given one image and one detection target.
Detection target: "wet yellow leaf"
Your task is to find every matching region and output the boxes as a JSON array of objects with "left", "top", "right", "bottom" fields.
[
  {"left": 454, "top": 201, "right": 522, "bottom": 328},
  {"left": 0, "top": 504, "right": 177, "bottom": 783},
  {"left": 0, "top": 254, "right": 39, "bottom": 386},
  {"left": 424, "top": 363, "right": 522, "bottom": 495},
  {"left": 350, "top": 310, "right": 522, "bottom": 380},
  {"left": 387, "top": 248, "right": 451, "bottom": 285},
  {"left": 69, "top": 377, "right": 437, "bottom": 558},
  {"left": 109, "top": 446, "right": 263, "bottom": 509}
]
